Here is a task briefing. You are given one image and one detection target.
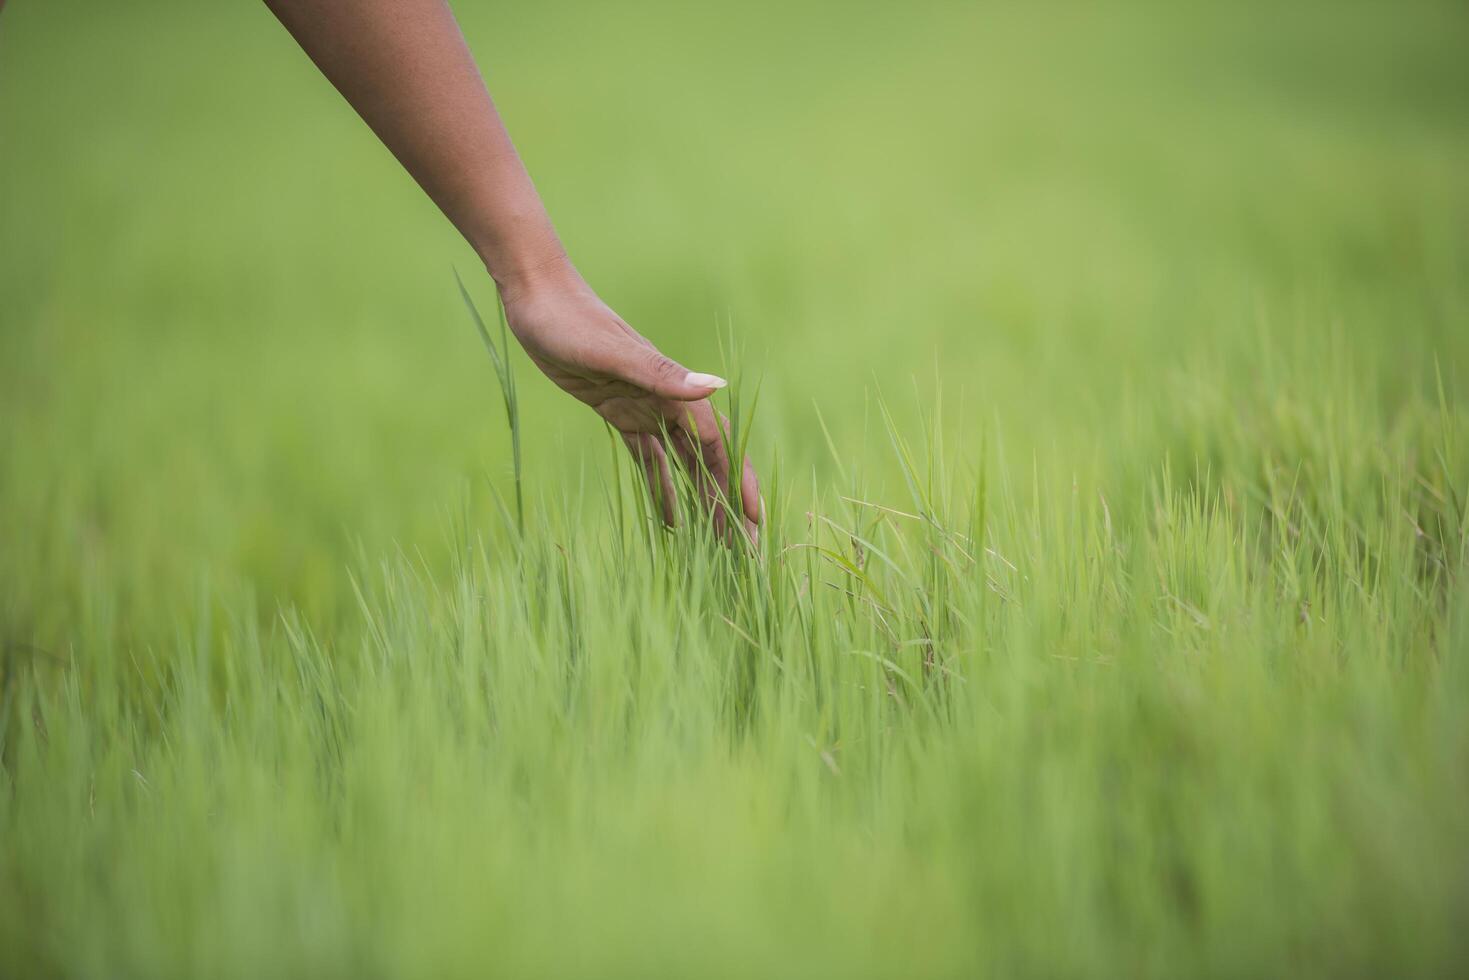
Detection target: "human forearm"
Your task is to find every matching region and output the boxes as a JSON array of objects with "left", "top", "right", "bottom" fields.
[
  {"left": 262, "top": 0, "right": 571, "bottom": 296},
  {"left": 264, "top": 0, "right": 761, "bottom": 538}
]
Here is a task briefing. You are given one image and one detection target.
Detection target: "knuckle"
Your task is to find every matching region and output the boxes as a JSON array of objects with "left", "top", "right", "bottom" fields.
[
  {"left": 698, "top": 412, "right": 728, "bottom": 448},
  {"left": 646, "top": 351, "right": 682, "bottom": 380}
]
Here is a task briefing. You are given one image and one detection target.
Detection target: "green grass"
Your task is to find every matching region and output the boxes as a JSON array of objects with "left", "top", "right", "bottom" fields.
[{"left": 3, "top": 0, "right": 1469, "bottom": 976}]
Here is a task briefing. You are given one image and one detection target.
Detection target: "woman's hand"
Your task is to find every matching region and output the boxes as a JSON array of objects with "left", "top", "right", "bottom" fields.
[
  {"left": 264, "top": 0, "right": 759, "bottom": 539},
  {"left": 499, "top": 266, "right": 761, "bottom": 542}
]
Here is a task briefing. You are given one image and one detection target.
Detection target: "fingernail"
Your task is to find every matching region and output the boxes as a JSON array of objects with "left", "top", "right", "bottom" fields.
[
  {"left": 745, "top": 519, "right": 760, "bottom": 548},
  {"left": 685, "top": 372, "right": 727, "bottom": 390}
]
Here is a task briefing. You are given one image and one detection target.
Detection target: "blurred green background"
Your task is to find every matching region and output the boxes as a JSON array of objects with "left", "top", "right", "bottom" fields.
[
  {"left": 4, "top": 2, "right": 1469, "bottom": 976},
  {"left": 4, "top": 0, "right": 1467, "bottom": 631}
]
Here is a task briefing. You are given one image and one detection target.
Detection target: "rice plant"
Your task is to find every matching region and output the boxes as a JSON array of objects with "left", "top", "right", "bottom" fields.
[{"left": 3, "top": 1, "right": 1468, "bottom": 976}]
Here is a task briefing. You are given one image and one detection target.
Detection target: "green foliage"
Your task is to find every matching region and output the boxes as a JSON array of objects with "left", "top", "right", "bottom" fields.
[
  {"left": 2, "top": 1, "right": 1468, "bottom": 976},
  {"left": 456, "top": 270, "right": 522, "bottom": 534}
]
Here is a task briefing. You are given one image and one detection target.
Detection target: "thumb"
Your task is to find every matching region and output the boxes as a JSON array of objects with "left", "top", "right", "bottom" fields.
[{"left": 624, "top": 347, "right": 727, "bottom": 401}]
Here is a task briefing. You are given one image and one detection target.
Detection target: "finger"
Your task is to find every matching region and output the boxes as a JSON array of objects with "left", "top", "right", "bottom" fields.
[
  {"left": 615, "top": 344, "right": 727, "bottom": 402},
  {"left": 666, "top": 423, "right": 729, "bottom": 540},
  {"left": 738, "top": 455, "right": 762, "bottom": 530},
  {"left": 623, "top": 432, "right": 677, "bottom": 526},
  {"left": 711, "top": 417, "right": 760, "bottom": 547},
  {"left": 683, "top": 404, "right": 744, "bottom": 538},
  {"left": 699, "top": 409, "right": 736, "bottom": 499},
  {"left": 684, "top": 404, "right": 760, "bottom": 545}
]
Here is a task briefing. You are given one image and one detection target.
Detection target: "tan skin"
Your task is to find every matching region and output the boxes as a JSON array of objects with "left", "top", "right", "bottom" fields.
[
  {"left": 258, "top": 0, "right": 761, "bottom": 539},
  {"left": 0, "top": 1, "right": 746, "bottom": 528}
]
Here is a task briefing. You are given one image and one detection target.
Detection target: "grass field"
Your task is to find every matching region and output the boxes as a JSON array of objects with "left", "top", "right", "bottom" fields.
[{"left": 3, "top": 1, "right": 1469, "bottom": 976}]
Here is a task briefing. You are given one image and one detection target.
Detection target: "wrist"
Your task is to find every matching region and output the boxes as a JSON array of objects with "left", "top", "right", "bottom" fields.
[{"left": 485, "top": 245, "right": 581, "bottom": 305}]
